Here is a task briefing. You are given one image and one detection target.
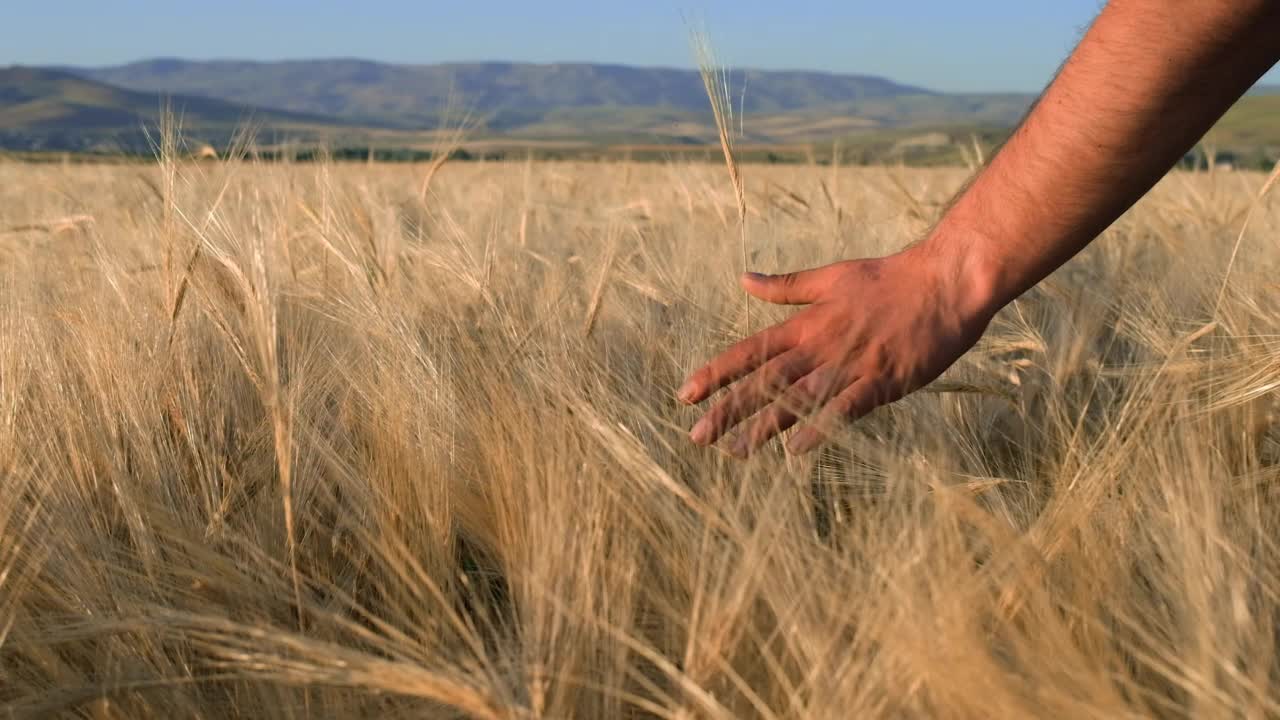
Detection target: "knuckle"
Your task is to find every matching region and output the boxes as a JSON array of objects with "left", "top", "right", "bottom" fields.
[
  {"left": 716, "top": 390, "right": 748, "bottom": 417},
  {"left": 690, "top": 367, "right": 711, "bottom": 387},
  {"left": 775, "top": 391, "right": 803, "bottom": 415},
  {"left": 759, "top": 360, "right": 793, "bottom": 391},
  {"left": 788, "top": 378, "right": 820, "bottom": 406},
  {"left": 737, "top": 338, "right": 766, "bottom": 362},
  {"left": 732, "top": 384, "right": 765, "bottom": 414},
  {"left": 750, "top": 412, "right": 782, "bottom": 442},
  {"left": 703, "top": 405, "right": 725, "bottom": 429},
  {"left": 719, "top": 389, "right": 747, "bottom": 417},
  {"left": 807, "top": 369, "right": 837, "bottom": 393}
]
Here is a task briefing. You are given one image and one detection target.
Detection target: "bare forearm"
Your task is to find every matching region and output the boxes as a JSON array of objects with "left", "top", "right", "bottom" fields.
[{"left": 930, "top": 0, "right": 1280, "bottom": 315}]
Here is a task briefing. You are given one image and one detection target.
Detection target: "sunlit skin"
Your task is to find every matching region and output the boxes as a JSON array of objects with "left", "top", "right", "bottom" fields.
[{"left": 678, "top": 0, "right": 1280, "bottom": 458}]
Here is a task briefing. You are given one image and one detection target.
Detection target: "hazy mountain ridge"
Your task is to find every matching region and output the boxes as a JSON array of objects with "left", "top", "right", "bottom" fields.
[
  {"left": 0, "top": 66, "right": 357, "bottom": 152},
  {"left": 70, "top": 58, "right": 943, "bottom": 129}
]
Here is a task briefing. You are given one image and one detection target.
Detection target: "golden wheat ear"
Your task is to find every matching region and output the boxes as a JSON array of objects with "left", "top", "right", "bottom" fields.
[
  {"left": 690, "top": 28, "right": 751, "bottom": 332},
  {"left": 420, "top": 86, "right": 474, "bottom": 203}
]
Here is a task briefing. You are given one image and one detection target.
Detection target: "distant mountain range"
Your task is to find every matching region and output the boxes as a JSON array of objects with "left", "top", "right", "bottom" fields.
[
  {"left": 1, "top": 59, "right": 1278, "bottom": 158},
  {"left": 0, "top": 66, "right": 355, "bottom": 152},
  {"left": 71, "top": 59, "right": 948, "bottom": 127}
]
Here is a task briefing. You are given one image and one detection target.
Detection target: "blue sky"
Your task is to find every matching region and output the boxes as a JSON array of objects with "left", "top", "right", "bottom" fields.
[{"left": 4, "top": 1, "right": 1279, "bottom": 92}]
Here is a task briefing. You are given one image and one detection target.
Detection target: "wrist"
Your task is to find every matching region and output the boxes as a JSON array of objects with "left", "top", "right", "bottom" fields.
[{"left": 906, "top": 217, "right": 1010, "bottom": 324}]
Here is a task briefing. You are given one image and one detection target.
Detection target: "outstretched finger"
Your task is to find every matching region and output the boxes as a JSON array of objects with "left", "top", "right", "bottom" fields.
[
  {"left": 689, "top": 350, "right": 812, "bottom": 446},
  {"left": 786, "top": 378, "right": 892, "bottom": 455},
  {"left": 740, "top": 267, "right": 832, "bottom": 305},
  {"left": 730, "top": 368, "right": 842, "bottom": 457},
  {"left": 678, "top": 321, "right": 797, "bottom": 405}
]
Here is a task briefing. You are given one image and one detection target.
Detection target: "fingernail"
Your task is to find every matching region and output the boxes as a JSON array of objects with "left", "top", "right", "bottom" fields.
[
  {"left": 689, "top": 418, "right": 712, "bottom": 445},
  {"left": 729, "top": 435, "right": 750, "bottom": 458},
  {"left": 677, "top": 381, "right": 697, "bottom": 404}
]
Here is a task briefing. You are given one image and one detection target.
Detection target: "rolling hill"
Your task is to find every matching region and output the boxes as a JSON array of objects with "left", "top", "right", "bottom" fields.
[
  {"left": 70, "top": 59, "right": 947, "bottom": 129},
  {"left": 0, "top": 66, "right": 353, "bottom": 153}
]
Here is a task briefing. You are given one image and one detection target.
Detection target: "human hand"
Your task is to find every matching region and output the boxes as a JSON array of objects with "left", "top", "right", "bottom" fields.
[{"left": 677, "top": 246, "right": 996, "bottom": 457}]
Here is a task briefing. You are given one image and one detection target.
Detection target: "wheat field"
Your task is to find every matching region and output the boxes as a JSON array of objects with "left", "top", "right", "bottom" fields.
[{"left": 1, "top": 150, "right": 1278, "bottom": 718}]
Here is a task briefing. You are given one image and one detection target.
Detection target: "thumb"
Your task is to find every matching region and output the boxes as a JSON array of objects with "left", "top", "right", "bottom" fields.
[{"left": 740, "top": 267, "right": 830, "bottom": 305}]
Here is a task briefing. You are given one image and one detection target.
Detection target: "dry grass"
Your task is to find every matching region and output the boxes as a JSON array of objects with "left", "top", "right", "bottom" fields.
[
  {"left": 1, "top": 148, "right": 1279, "bottom": 719},
  {"left": 692, "top": 31, "right": 750, "bottom": 332}
]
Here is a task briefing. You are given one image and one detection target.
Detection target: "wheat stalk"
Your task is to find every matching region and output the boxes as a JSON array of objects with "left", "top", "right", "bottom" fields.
[
  {"left": 691, "top": 29, "right": 751, "bottom": 333},
  {"left": 419, "top": 88, "right": 473, "bottom": 203},
  {"left": 583, "top": 228, "right": 620, "bottom": 338},
  {"left": 1212, "top": 156, "right": 1280, "bottom": 319}
]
